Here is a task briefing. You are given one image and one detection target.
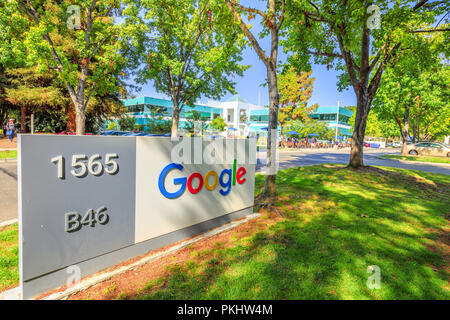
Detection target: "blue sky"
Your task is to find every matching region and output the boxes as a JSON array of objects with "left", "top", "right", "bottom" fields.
[{"left": 130, "top": 1, "right": 357, "bottom": 108}]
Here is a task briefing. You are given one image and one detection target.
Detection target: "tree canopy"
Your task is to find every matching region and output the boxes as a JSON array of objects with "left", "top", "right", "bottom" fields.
[
  {"left": 123, "top": 0, "right": 248, "bottom": 137},
  {"left": 210, "top": 115, "right": 227, "bottom": 132},
  {"left": 285, "top": 119, "right": 335, "bottom": 140},
  {"left": 283, "top": 0, "right": 448, "bottom": 167},
  {"left": 278, "top": 68, "right": 318, "bottom": 134},
  {"left": 372, "top": 25, "right": 449, "bottom": 151},
  {"left": 5, "top": 0, "right": 128, "bottom": 134}
]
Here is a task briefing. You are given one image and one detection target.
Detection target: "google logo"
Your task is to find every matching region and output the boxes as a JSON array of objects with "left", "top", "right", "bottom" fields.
[{"left": 158, "top": 160, "right": 247, "bottom": 199}]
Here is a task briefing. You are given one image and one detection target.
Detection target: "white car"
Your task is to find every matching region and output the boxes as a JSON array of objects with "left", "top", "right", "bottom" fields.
[{"left": 406, "top": 142, "right": 450, "bottom": 157}]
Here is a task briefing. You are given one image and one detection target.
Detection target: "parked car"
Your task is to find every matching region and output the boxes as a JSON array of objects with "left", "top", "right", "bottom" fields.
[
  {"left": 100, "top": 130, "right": 129, "bottom": 136},
  {"left": 99, "top": 130, "right": 118, "bottom": 135},
  {"left": 405, "top": 142, "right": 450, "bottom": 157}
]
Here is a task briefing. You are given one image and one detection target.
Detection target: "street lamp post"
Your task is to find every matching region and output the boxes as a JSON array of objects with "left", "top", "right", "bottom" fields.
[{"left": 335, "top": 101, "right": 340, "bottom": 142}]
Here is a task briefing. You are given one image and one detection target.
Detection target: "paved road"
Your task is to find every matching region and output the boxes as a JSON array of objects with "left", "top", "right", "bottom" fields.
[
  {"left": 0, "top": 161, "right": 18, "bottom": 223},
  {"left": 257, "top": 149, "right": 450, "bottom": 175},
  {"left": 1, "top": 149, "right": 449, "bottom": 223}
]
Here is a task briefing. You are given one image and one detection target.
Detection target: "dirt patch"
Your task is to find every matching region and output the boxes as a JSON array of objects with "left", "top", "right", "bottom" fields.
[
  {"left": 66, "top": 211, "right": 281, "bottom": 300},
  {"left": 0, "top": 137, "right": 17, "bottom": 149},
  {"left": 426, "top": 224, "right": 450, "bottom": 273}
]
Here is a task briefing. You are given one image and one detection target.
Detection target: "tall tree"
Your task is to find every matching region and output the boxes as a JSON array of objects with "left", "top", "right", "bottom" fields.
[
  {"left": 223, "top": 0, "right": 286, "bottom": 200},
  {"left": 9, "top": 0, "right": 126, "bottom": 135},
  {"left": 349, "top": 106, "right": 399, "bottom": 140},
  {"left": 123, "top": 0, "right": 247, "bottom": 138},
  {"left": 4, "top": 66, "right": 125, "bottom": 133},
  {"left": 0, "top": 1, "right": 29, "bottom": 126},
  {"left": 286, "top": 119, "right": 335, "bottom": 140},
  {"left": 372, "top": 25, "right": 449, "bottom": 153},
  {"left": 374, "top": 63, "right": 449, "bottom": 153},
  {"left": 4, "top": 66, "right": 68, "bottom": 132},
  {"left": 278, "top": 68, "right": 318, "bottom": 137},
  {"left": 283, "top": 0, "right": 448, "bottom": 167},
  {"left": 210, "top": 115, "right": 227, "bottom": 132}
]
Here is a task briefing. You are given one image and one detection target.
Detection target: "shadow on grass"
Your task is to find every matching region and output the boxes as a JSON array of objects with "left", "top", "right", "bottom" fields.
[{"left": 126, "top": 165, "right": 449, "bottom": 300}]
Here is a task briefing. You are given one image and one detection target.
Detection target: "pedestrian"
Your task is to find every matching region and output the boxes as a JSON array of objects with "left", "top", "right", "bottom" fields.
[{"left": 5, "top": 119, "right": 16, "bottom": 143}]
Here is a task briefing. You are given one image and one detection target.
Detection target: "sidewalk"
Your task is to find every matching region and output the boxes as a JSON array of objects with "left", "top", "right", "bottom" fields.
[
  {"left": 277, "top": 147, "right": 399, "bottom": 154},
  {"left": 0, "top": 137, "right": 17, "bottom": 149}
]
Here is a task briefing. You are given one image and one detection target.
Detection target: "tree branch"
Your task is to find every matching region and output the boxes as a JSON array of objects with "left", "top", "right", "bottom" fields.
[
  {"left": 307, "top": 0, "right": 321, "bottom": 14},
  {"left": 368, "top": 42, "right": 402, "bottom": 98},
  {"left": 413, "top": 0, "right": 429, "bottom": 10},
  {"left": 84, "top": 83, "right": 96, "bottom": 109},
  {"left": 17, "top": 1, "right": 65, "bottom": 73},
  {"left": 410, "top": 28, "right": 450, "bottom": 33},
  {"left": 336, "top": 24, "right": 359, "bottom": 92},
  {"left": 223, "top": 0, "right": 270, "bottom": 68},
  {"left": 276, "top": 0, "right": 286, "bottom": 31},
  {"left": 227, "top": 0, "right": 266, "bottom": 18},
  {"left": 308, "top": 51, "right": 343, "bottom": 58}
]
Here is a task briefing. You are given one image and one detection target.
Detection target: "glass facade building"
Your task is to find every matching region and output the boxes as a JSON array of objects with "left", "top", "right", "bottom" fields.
[
  {"left": 309, "top": 106, "right": 353, "bottom": 137},
  {"left": 119, "top": 96, "right": 352, "bottom": 137}
]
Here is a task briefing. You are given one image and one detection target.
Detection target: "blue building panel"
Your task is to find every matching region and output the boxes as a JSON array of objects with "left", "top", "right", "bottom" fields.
[
  {"left": 249, "top": 109, "right": 269, "bottom": 116},
  {"left": 122, "top": 97, "right": 223, "bottom": 116},
  {"left": 313, "top": 106, "right": 353, "bottom": 118}
]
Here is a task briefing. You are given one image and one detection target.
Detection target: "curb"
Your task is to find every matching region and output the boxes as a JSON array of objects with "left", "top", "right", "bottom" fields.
[
  {"left": 19, "top": 213, "right": 261, "bottom": 300},
  {"left": 376, "top": 156, "right": 450, "bottom": 167},
  {"left": 0, "top": 158, "right": 17, "bottom": 163},
  {"left": 0, "top": 219, "right": 18, "bottom": 228}
]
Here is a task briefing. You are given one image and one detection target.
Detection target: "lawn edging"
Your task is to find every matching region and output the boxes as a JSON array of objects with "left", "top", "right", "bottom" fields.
[
  {"left": 34, "top": 213, "right": 260, "bottom": 300},
  {"left": 0, "top": 219, "right": 18, "bottom": 228}
]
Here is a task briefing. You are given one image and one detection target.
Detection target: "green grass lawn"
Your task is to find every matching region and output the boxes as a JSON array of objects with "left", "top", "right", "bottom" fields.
[
  {"left": 133, "top": 165, "right": 449, "bottom": 300},
  {"left": 381, "top": 154, "right": 450, "bottom": 164},
  {"left": 0, "top": 223, "right": 19, "bottom": 292},
  {"left": 1, "top": 165, "right": 449, "bottom": 299},
  {"left": 0, "top": 150, "right": 17, "bottom": 159}
]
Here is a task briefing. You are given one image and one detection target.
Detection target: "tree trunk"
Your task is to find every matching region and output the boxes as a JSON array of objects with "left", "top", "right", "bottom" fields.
[
  {"left": 263, "top": 66, "right": 279, "bottom": 198},
  {"left": 348, "top": 93, "right": 369, "bottom": 168},
  {"left": 75, "top": 104, "right": 86, "bottom": 135},
  {"left": 67, "top": 104, "right": 77, "bottom": 133},
  {"left": 222, "top": 0, "right": 282, "bottom": 200},
  {"left": 0, "top": 104, "right": 7, "bottom": 129},
  {"left": 171, "top": 103, "right": 180, "bottom": 138},
  {"left": 20, "top": 105, "right": 28, "bottom": 133},
  {"left": 401, "top": 105, "right": 410, "bottom": 155},
  {"left": 414, "top": 96, "right": 420, "bottom": 143},
  {"left": 68, "top": 88, "right": 87, "bottom": 135}
]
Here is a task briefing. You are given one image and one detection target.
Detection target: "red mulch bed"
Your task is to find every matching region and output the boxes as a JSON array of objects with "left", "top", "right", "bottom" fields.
[{"left": 66, "top": 210, "right": 280, "bottom": 300}]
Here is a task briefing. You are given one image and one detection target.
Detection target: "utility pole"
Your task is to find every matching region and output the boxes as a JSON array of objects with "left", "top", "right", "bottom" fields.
[{"left": 31, "top": 112, "right": 34, "bottom": 134}]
